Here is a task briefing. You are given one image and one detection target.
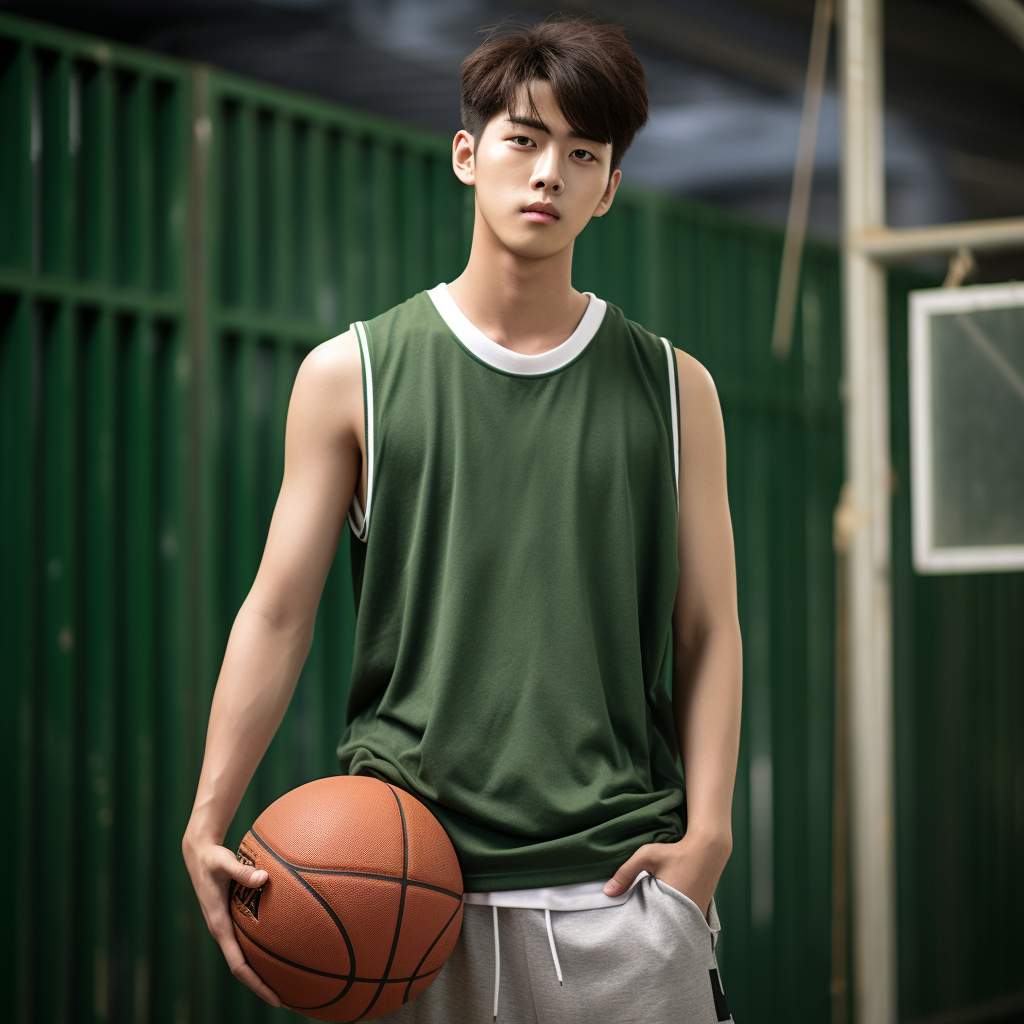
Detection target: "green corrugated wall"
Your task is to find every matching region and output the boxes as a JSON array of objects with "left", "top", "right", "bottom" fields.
[{"left": 1, "top": 10, "right": 1021, "bottom": 1024}]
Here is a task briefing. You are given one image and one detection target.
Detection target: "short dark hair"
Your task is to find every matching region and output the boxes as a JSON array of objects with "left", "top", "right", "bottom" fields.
[{"left": 460, "top": 14, "right": 649, "bottom": 175}]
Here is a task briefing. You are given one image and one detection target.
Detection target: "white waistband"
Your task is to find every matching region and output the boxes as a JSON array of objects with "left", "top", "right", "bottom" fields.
[{"left": 463, "top": 870, "right": 649, "bottom": 911}]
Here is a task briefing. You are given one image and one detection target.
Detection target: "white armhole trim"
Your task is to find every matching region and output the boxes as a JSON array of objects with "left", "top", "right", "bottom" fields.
[
  {"left": 346, "top": 320, "right": 375, "bottom": 542},
  {"left": 660, "top": 337, "right": 680, "bottom": 505}
]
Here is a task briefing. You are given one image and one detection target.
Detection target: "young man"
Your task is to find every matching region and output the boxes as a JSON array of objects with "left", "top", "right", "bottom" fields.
[{"left": 183, "top": 15, "right": 742, "bottom": 1023}]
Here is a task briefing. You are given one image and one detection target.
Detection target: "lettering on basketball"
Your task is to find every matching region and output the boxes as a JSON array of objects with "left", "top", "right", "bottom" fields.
[{"left": 233, "top": 848, "right": 263, "bottom": 921}]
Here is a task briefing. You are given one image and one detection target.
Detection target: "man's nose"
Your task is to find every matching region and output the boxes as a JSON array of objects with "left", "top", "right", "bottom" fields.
[{"left": 530, "top": 147, "right": 563, "bottom": 193}]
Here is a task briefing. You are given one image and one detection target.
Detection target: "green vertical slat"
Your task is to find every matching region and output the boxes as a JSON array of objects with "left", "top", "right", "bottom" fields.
[
  {"left": 308, "top": 125, "right": 328, "bottom": 324},
  {"left": 800, "top": 259, "right": 837, "bottom": 1002},
  {"left": 137, "top": 76, "right": 154, "bottom": 294},
  {"left": 266, "top": 111, "right": 285, "bottom": 315},
  {"left": 340, "top": 132, "right": 366, "bottom": 322},
  {"left": 371, "top": 140, "right": 396, "bottom": 315},
  {"left": 73, "top": 58, "right": 91, "bottom": 279},
  {"left": 0, "top": 39, "right": 33, "bottom": 268},
  {"left": 37, "top": 300, "right": 76, "bottom": 1024},
  {"left": 651, "top": 201, "right": 673, "bottom": 334},
  {"left": 150, "top": 79, "right": 169, "bottom": 292},
  {"left": 322, "top": 130, "right": 340, "bottom": 324},
  {"left": 400, "top": 147, "right": 428, "bottom": 297},
  {"left": 118, "top": 314, "right": 157, "bottom": 1023},
  {"left": 1, "top": 295, "right": 34, "bottom": 1023},
  {"left": 77, "top": 309, "right": 117, "bottom": 1024},
  {"left": 154, "top": 77, "right": 186, "bottom": 294},
  {"left": 82, "top": 59, "right": 115, "bottom": 283},
  {"left": 113, "top": 70, "right": 136, "bottom": 286},
  {"left": 216, "top": 98, "right": 238, "bottom": 308},
  {"left": 236, "top": 103, "right": 257, "bottom": 312},
  {"left": 41, "top": 50, "right": 73, "bottom": 276},
  {"left": 291, "top": 121, "right": 311, "bottom": 319},
  {"left": 150, "top": 319, "right": 190, "bottom": 1024},
  {"left": 640, "top": 196, "right": 660, "bottom": 325},
  {"left": 254, "top": 110, "right": 272, "bottom": 312},
  {"left": 662, "top": 209, "right": 682, "bottom": 336}
]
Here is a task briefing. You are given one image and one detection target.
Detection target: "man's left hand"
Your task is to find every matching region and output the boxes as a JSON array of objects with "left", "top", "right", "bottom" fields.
[{"left": 602, "top": 830, "right": 732, "bottom": 921}]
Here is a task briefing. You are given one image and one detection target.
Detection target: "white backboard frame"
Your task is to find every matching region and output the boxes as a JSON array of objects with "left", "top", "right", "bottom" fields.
[{"left": 909, "top": 280, "right": 1024, "bottom": 574}]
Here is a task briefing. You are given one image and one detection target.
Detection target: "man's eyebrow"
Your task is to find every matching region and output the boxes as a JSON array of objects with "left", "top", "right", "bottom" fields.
[{"left": 504, "top": 115, "right": 601, "bottom": 144}]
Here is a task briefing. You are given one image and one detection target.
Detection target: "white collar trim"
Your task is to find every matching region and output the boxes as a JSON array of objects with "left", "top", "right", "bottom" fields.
[{"left": 426, "top": 282, "right": 606, "bottom": 376}]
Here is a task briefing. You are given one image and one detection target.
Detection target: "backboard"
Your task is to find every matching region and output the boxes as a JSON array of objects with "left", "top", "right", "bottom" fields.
[{"left": 909, "top": 281, "right": 1024, "bottom": 574}]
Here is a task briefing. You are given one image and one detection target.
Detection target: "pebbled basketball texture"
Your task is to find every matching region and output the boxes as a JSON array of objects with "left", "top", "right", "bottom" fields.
[{"left": 229, "top": 775, "right": 464, "bottom": 1021}]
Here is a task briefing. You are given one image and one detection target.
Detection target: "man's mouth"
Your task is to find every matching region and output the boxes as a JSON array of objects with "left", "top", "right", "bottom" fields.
[{"left": 522, "top": 202, "right": 559, "bottom": 222}]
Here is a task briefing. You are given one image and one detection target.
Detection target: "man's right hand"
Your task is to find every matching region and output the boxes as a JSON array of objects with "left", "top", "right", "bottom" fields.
[{"left": 182, "top": 834, "right": 283, "bottom": 1008}]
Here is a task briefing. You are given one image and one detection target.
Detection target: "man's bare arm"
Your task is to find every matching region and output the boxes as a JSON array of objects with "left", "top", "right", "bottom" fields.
[
  {"left": 601, "top": 348, "right": 742, "bottom": 915},
  {"left": 181, "top": 328, "right": 364, "bottom": 1006},
  {"left": 184, "top": 328, "right": 364, "bottom": 845},
  {"left": 670, "top": 348, "right": 743, "bottom": 847}
]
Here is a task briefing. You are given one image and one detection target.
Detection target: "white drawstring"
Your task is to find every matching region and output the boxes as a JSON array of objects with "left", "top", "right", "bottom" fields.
[
  {"left": 491, "top": 904, "right": 565, "bottom": 1020},
  {"left": 544, "top": 908, "right": 563, "bottom": 985},
  {"left": 492, "top": 906, "right": 500, "bottom": 1021}
]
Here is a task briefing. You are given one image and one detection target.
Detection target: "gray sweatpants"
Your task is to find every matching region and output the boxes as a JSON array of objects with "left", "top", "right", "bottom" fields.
[{"left": 382, "top": 873, "right": 734, "bottom": 1023}]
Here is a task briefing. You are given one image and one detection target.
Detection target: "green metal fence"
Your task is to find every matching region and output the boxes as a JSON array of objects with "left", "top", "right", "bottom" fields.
[
  {"left": 0, "top": 17, "right": 193, "bottom": 1024},
  {"left": 2, "top": 10, "right": 1021, "bottom": 1024}
]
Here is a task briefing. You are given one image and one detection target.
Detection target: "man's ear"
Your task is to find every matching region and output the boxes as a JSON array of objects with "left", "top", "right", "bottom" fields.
[
  {"left": 453, "top": 130, "right": 475, "bottom": 186},
  {"left": 592, "top": 168, "right": 622, "bottom": 219}
]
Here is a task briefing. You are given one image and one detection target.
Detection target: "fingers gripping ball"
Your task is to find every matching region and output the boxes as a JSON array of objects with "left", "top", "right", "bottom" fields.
[{"left": 229, "top": 775, "right": 464, "bottom": 1021}]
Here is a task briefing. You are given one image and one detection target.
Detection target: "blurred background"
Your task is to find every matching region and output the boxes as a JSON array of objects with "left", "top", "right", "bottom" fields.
[
  {"left": 5, "top": 0, "right": 1024, "bottom": 277},
  {"left": 0, "top": 2, "right": 1021, "bottom": 1024}
]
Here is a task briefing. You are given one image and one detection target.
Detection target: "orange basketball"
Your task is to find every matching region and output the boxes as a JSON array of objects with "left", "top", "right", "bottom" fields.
[{"left": 229, "top": 775, "right": 464, "bottom": 1021}]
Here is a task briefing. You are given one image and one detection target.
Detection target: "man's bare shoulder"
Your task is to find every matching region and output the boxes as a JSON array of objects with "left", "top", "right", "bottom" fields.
[
  {"left": 672, "top": 346, "right": 723, "bottom": 433},
  {"left": 302, "top": 327, "right": 362, "bottom": 386},
  {"left": 291, "top": 328, "right": 363, "bottom": 438}
]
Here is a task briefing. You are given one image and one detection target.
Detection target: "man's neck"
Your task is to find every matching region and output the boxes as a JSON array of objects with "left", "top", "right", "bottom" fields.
[{"left": 445, "top": 215, "right": 590, "bottom": 356}]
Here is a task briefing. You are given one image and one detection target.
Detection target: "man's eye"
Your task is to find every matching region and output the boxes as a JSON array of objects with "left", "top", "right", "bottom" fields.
[
  {"left": 511, "top": 136, "right": 533, "bottom": 146},
  {"left": 573, "top": 149, "right": 595, "bottom": 161}
]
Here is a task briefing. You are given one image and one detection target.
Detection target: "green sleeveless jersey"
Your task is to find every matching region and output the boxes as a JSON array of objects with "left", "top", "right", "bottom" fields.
[{"left": 335, "top": 282, "right": 686, "bottom": 892}]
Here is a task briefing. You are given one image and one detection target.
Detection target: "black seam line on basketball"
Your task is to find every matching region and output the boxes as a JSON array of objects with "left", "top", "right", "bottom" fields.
[
  {"left": 285, "top": 868, "right": 460, "bottom": 900},
  {"left": 279, "top": 968, "right": 445, "bottom": 1018},
  {"left": 403, "top": 899, "right": 463, "bottom": 1004},
  {"left": 355, "top": 784, "right": 411, "bottom": 1021},
  {"left": 232, "top": 916, "right": 441, "bottom": 986},
  {"left": 241, "top": 839, "right": 461, "bottom": 901},
  {"left": 249, "top": 827, "right": 358, "bottom": 998}
]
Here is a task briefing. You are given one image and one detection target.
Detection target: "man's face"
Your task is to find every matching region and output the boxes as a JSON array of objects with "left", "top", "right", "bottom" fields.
[{"left": 453, "top": 79, "right": 622, "bottom": 259}]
